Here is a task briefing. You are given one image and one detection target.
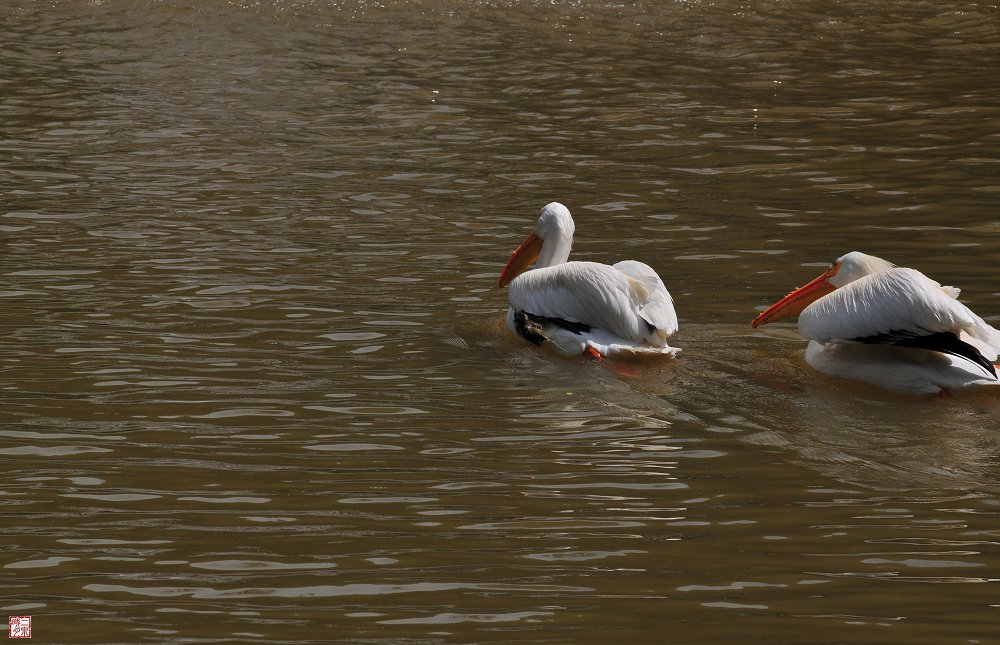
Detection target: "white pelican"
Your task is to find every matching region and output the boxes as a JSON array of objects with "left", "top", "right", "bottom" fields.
[
  {"left": 497, "top": 202, "right": 679, "bottom": 359},
  {"left": 752, "top": 251, "right": 1000, "bottom": 395}
]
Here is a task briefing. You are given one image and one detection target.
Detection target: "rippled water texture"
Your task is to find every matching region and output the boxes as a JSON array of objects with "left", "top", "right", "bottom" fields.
[{"left": 3, "top": 1, "right": 1000, "bottom": 643}]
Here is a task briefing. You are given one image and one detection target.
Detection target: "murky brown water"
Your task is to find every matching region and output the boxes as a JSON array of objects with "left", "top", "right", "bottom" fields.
[{"left": 3, "top": 1, "right": 1000, "bottom": 642}]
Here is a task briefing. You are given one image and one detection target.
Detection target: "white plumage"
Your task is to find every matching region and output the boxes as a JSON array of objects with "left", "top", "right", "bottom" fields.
[
  {"left": 752, "top": 251, "right": 1000, "bottom": 395},
  {"left": 498, "top": 202, "right": 679, "bottom": 358}
]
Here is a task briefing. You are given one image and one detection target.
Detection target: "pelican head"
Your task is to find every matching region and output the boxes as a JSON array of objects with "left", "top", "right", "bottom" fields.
[
  {"left": 751, "top": 251, "right": 895, "bottom": 327},
  {"left": 498, "top": 202, "right": 575, "bottom": 288}
]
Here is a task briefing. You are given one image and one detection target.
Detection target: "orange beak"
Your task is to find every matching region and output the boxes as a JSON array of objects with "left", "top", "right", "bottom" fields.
[
  {"left": 498, "top": 232, "right": 543, "bottom": 288},
  {"left": 751, "top": 264, "right": 839, "bottom": 328}
]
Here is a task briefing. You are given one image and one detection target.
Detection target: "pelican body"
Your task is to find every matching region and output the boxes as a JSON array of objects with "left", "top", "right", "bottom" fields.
[
  {"left": 498, "top": 202, "right": 679, "bottom": 358},
  {"left": 752, "top": 251, "right": 1000, "bottom": 395}
]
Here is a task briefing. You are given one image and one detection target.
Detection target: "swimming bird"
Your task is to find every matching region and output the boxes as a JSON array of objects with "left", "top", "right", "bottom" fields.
[
  {"left": 751, "top": 251, "right": 1000, "bottom": 395},
  {"left": 497, "top": 202, "right": 679, "bottom": 359}
]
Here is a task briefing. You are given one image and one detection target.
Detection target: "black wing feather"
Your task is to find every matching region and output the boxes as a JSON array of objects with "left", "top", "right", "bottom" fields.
[
  {"left": 859, "top": 330, "right": 996, "bottom": 378},
  {"left": 514, "top": 310, "right": 592, "bottom": 346}
]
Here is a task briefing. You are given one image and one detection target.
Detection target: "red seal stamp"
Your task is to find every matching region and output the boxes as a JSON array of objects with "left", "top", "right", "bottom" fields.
[{"left": 8, "top": 616, "right": 31, "bottom": 639}]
